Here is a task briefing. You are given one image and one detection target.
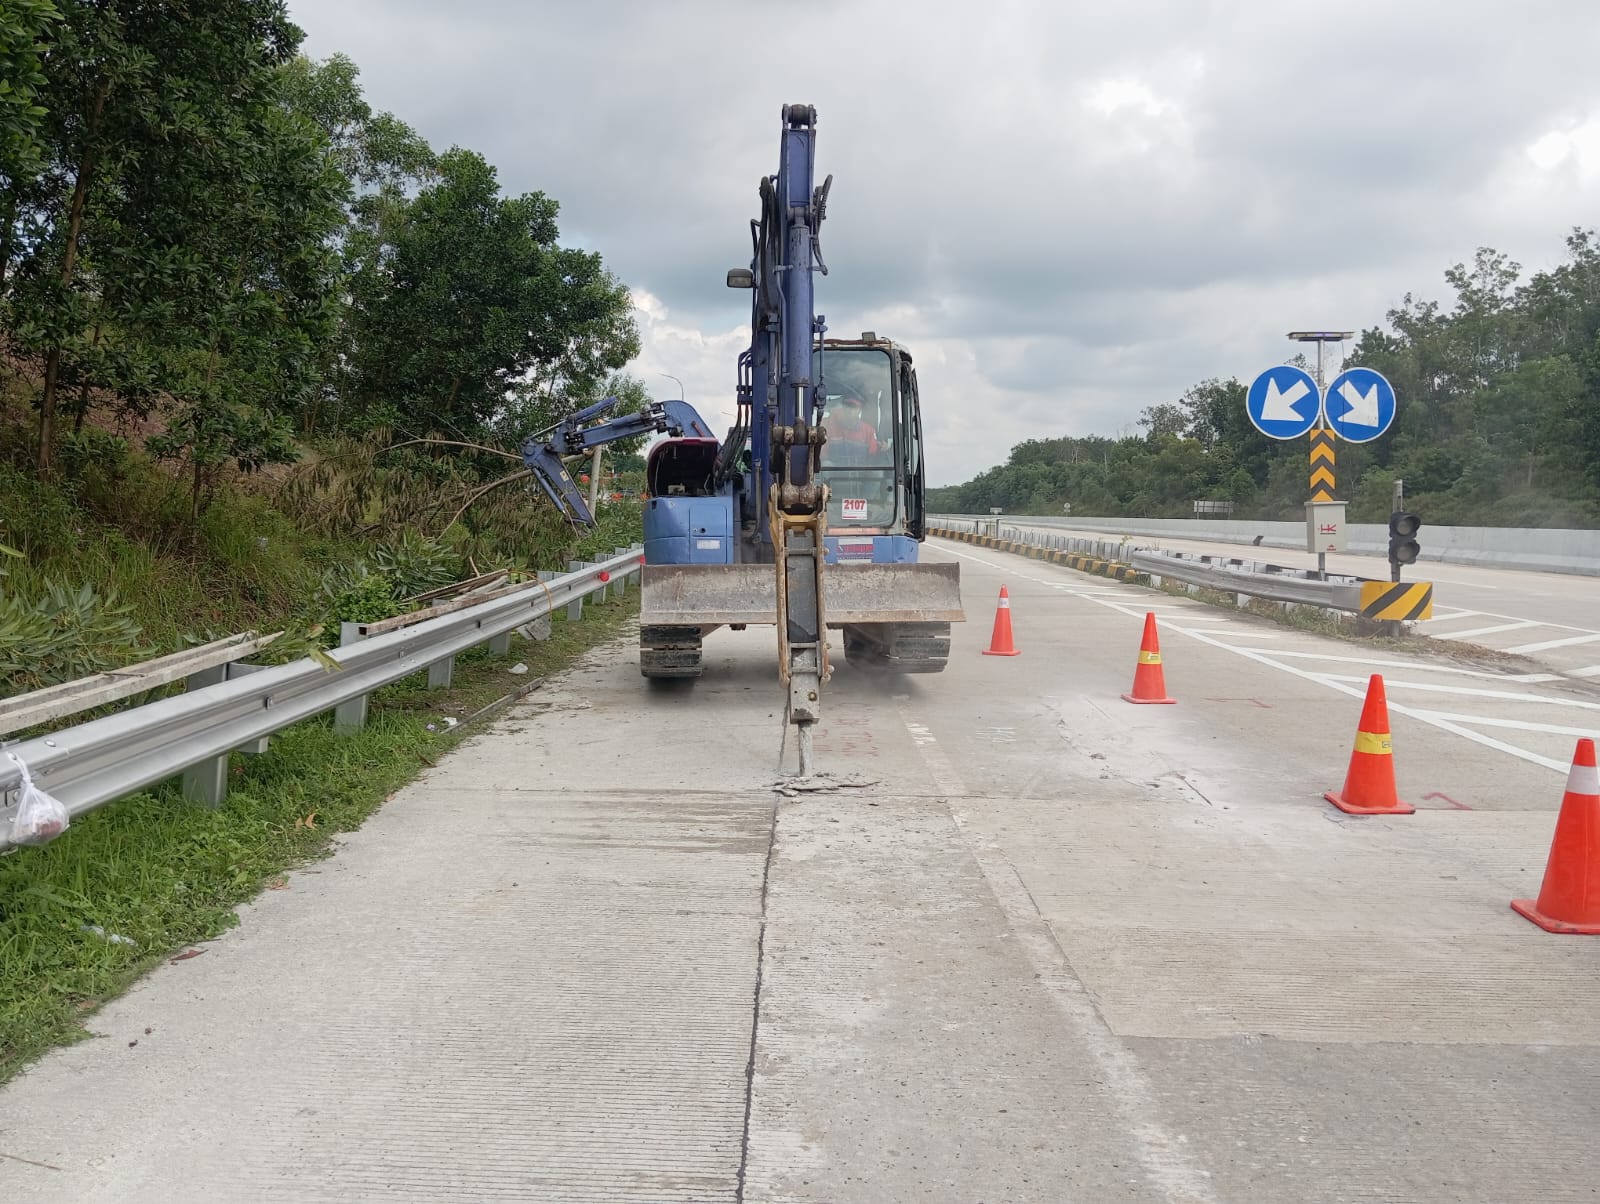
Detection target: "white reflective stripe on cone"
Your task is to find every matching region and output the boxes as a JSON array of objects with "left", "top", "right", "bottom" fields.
[{"left": 1567, "top": 756, "right": 1600, "bottom": 798}]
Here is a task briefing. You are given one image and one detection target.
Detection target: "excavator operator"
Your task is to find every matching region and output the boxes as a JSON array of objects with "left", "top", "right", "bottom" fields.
[{"left": 823, "top": 394, "right": 880, "bottom": 459}]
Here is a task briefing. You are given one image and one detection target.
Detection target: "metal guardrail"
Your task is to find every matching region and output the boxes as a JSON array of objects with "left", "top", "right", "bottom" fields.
[
  {"left": 933, "top": 520, "right": 1381, "bottom": 613},
  {"left": 1127, "top": 549, "right": 1365, "bottom": 611},
  {"left": 0, "top": 630, "right": 282, "bottom": 737},
  {"left": 0, "top": 547, "right": 642, "bottom": 848},
  {"left": 931, "top": 518, "right": 1131, "bottom": 563},
  {"left": 931, "top": 512, "right": 1600, "bottom": 577}
]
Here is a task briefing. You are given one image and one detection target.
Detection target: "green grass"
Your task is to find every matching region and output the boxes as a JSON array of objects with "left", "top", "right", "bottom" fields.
[{"left": 0, "top": 584, "right": 641, "bottom": 1084}]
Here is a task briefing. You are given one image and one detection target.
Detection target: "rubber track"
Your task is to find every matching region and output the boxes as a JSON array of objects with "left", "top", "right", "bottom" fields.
[
  {"left": 640, "top": 625, "right": 703, "bottom": 678},
  {"left": 843, "top": 622, "right": 951, "bottom": 674}
]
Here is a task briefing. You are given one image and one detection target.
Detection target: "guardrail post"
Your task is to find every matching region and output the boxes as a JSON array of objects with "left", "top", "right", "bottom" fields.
[
  {"left": 614, "top": 547, "right": 630, "bottom": 595},
  {"left": 182, "top": 755, "right": 229, "bottom": 809},
  {"left": 426, "top": 600, "right": 455, "bottom": 687},
  {"left": 333, "top": 622, "right": 369, "bottom": 734},
  {"left": 513, "top": 572, "right": 558, "bottom": 642},
  {"left": 179, "top": 658, "right": 275, "bottom": 803},
  {"left": 185, "top": 664, "right": 227, "bottom": 692},
  {"left": 567, "top": 560, "right": 585, "bottom": 621},
  {"left": 227, "top": 663, "right": 271, "bottom": 754},
  {"left": 487, "top": 631, "right": 512, "bottom": 656},
  {"left": 181, "top": 662, "right": 236, "bottom": 804}
]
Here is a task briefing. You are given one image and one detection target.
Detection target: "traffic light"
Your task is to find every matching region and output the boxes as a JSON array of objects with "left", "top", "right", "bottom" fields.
[{"left": 1389, "top": 511, "right": 1421, "bottom": 566}]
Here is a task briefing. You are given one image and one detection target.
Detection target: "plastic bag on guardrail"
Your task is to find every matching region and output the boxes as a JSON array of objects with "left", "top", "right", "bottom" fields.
[{"left": 5, "top": 752, "right": 70, "bottom": 846}]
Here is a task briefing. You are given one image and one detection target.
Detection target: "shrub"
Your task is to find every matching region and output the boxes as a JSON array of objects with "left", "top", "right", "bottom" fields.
[{"left": 0, "top": 577, "right": 149, "bottom": 694}]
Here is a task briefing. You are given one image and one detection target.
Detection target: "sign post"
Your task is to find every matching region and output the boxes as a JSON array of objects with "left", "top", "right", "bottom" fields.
[{"left": 1286, "top": 332, "right": 1353, "bottom": 578}]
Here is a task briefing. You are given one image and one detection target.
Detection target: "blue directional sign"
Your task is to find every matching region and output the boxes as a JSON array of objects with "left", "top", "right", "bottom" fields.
[
  {"left": 1322, "top": 366, "right": 1396, "bottom": 443},
  {"left": 1245, "top": 365, "right": 1322, "bottom": 440}
]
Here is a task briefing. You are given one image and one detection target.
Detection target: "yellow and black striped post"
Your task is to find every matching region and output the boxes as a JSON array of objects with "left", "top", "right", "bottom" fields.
[
  {"left": 1309, "top": 428, "right": 1336, "bottom": 501},
  {"left": 1360, "top": 581, "right": 1434, "bottom": 621}
]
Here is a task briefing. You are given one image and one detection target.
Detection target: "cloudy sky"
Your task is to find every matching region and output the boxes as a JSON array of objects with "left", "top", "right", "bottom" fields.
[{"left": 294, "top": 1, "right": 1600, "bottom": 486}]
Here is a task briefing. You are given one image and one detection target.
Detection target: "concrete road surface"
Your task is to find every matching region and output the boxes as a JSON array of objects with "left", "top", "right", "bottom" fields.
[{"left": 3, "top": 539, "right": 1598, "bottom": 1202}]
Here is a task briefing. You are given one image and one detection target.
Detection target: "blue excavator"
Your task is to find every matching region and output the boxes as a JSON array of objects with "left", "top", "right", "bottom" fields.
[{"left": 522, "top": 104, "right": 964, "bottom": 772}]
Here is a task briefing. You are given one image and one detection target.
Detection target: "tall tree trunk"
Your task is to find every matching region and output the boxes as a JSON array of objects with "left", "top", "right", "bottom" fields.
[
  {"left": 73, "top": 322, "right": 103, "bottom": 434},
  {"left": 39, "top": 77, "right": 111, "bottom": 478}
]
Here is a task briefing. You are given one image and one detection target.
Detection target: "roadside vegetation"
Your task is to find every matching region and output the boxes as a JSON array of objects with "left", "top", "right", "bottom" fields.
[
  {"left": 0, "top": 3, "right": 658, "bottom": 1078},
  {"left": 930, "top": 240, "right": 1600, "bottom": 529}
]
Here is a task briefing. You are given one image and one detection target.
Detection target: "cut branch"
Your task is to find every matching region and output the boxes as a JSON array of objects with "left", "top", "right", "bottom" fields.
[{"left": 384, "top": 437, "right": 522, "bottom": 462}]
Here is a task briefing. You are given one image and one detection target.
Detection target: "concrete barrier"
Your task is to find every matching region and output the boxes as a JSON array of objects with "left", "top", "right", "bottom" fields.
[{"left": 930, "top": 514, "right": 1600, "bottom": 577}]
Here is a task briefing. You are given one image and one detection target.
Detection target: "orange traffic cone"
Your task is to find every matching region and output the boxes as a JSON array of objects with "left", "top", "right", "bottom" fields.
[
  {"left": 982, "top": 586, "right": 1020, "bottom": 656},
  {"left": 1511, "top": 738, "right": 1600, "bottom": 933},
  {"left": 1324, "top": 674, "right": 1413, "bottom": 815},
  {"left": 1121, "top": 612, "right": 1175, "bottom": 704}
]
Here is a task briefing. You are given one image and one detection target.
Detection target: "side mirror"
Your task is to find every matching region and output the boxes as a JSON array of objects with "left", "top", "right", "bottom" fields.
[{"left": 726, "top": 268, "right": 754, "bottom": 289}]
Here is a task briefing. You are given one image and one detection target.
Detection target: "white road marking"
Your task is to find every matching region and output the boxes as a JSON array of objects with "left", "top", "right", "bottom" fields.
[
  {"left": 1410, "top": 711, "right": 1600, "bottom": 739},
  {"left": 938, "top": 544, "right": 1573, "bottom": 773},
  {"left": 1310, "top": 673, "right": 1600, "bottom": 711},
  {"left": 1432, "top": 620, "right": 1545, "bottom": 640},
  {"left": 894, "top": 700, "right": 1219, "bottom": 1204},
  {"left": 1254, "top": 649, "right": 1564, "bottom": 683},
  {"left": 1423, "top": 610, "right": 1598, "bottom": 633},
  {"left": 1503, "top": 632, "right": 1600, "bottom": 655},
  {"left": 1420, "top": 609, "right": 1484, "bottom": 622}
]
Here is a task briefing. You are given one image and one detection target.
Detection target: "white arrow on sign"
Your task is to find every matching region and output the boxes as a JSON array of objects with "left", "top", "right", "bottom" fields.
[
  {"left": 1261, "top": 377, "right": 1311, "bottom": 422},
  {"left": 1336, "top": 379, "right": 1380, "bottom": 426}
]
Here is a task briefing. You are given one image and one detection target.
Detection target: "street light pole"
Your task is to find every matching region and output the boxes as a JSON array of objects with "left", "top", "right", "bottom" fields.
[{"left": 660, "top": 373, "right": 686, "bottom": 399}]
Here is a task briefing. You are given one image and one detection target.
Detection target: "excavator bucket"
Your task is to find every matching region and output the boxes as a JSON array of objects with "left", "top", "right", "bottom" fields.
[{"left": 640, "top": 562, "right": 964, "bottom": 627}]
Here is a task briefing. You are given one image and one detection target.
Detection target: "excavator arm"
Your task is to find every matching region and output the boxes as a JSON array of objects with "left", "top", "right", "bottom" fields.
[{"left": 521, "top": 396, "right": 713, "bottom": 528}]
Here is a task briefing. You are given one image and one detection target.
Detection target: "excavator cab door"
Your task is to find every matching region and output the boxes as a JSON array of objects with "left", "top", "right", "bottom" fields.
[{"left": 902, "top": 358, "right": 927, "bottom": 541}]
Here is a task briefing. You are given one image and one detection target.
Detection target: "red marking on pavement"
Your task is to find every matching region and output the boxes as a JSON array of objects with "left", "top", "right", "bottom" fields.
[
  {"left": 1421, "top": 791, "right": 1471, "bottom": 811},
  {"left": 1205, "top": 698, "right": 1271, "bottom": 708}
]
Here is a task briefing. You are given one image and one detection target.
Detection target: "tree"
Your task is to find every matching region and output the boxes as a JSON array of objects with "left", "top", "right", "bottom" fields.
[
  {"left": 1136, "top": 402, "right": 1186, "bottom": 441},
  {"left": 338, "top": 147, "right": 638, "bottom": 437},
  {"left": 133, "top": 77, "right": 348, "bottom": 518},
  {"left": 0, "top": 0, "right": 59, "bottom": 290},
  {"left": 274, "top": 52, "right": 434, "bottom": 194},
  {"left": 273, "top": 51, "right": 435, "bottom": 436},
  {"left": 7, "top": 0, "right": 305, "bottom": 475}
]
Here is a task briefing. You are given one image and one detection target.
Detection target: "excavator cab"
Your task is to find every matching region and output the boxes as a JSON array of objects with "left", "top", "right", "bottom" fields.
[{"left": 816, "top": 335, "right": 926, "bottom": 554}]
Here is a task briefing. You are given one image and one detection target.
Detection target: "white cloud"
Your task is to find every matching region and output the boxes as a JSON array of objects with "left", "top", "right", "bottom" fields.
[
  {"left": 1085, "top": 78, "right": 1173, "bottom": 119},
  {"left": 1525, "top": 118, "right": 1600, "bottom": 181}
]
